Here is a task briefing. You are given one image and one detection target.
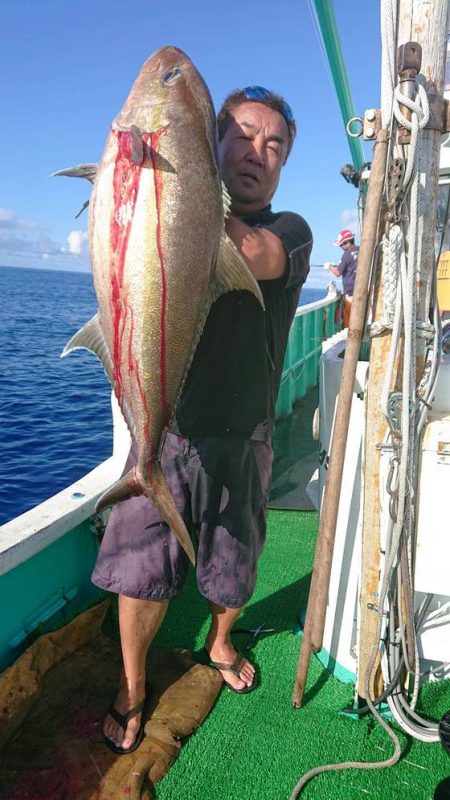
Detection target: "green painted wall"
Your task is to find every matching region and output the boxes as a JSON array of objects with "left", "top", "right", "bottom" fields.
[{"left": 0, "top": 521, "right": 105, "bottom": 672}]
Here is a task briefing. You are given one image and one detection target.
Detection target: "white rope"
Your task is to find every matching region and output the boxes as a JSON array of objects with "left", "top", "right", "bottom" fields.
[
  {"left": 380, "top": 253, "right": 404, "bottom": 417},
  {"left": 370, "top": 76, "right": 430, "bottom": 339},
  {"left": 369, "top": 11, "right": 440, "bottom": 748},
  {"left": 377, "top": 64, "right": 433, "bottom": 743},
  {"left": 393, "top": 80, "right": 430, "bottom": 187},
  {"left": 370, "top": 226, "right": 403, "bottom": 335},
  {"left": 393, "top": 81, "right": 430, "bottom": 131}
]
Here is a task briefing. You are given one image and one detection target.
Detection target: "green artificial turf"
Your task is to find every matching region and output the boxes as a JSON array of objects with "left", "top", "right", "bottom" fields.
[{"left": 149, "top": 509, "right": 450, "bottom": 800}]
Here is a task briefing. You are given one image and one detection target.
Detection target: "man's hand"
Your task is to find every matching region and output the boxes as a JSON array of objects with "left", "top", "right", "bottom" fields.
[
  {"left": 225, "top": 215, "right": 287, "bottom": 280},
  {"left": 324, "top": 262, "right": 341, "bottom": 278}
]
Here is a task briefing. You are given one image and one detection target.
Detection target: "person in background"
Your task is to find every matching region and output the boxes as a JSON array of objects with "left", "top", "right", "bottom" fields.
[
  {"left": 94, "top": 85, "right": 313, "bottom": 754},
  {"left": 324, "top": 228, "right": 359, "bottom": 327}
]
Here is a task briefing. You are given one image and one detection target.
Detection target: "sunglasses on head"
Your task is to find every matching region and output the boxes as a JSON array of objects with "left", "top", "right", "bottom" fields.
[{"left": 242, "top": 85, "right": 294, "bottom": 127}]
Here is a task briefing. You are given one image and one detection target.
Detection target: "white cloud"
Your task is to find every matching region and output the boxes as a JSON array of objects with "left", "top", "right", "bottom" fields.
[
  {"left": 0, "top": 207, "right": 40, "bottom": 230},
  {"left": 341, "top": 208, "right": 360, "bottom": 235},
  {"left": 0, "top": 228, "right": 62, "bottom": 256},
  {"left": 67, "top": 230, "right": 88, "bottom": 255},
  {"left": 0, "top": 207, "right": 89, "bottom": 270}
]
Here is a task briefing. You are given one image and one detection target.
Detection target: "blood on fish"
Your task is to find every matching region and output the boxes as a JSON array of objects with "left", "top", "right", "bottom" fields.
[
  {"left": 109, "top": 127, "right": 169, "bottom": 460},
  {"left": 145, "top": 130, "right": 170, "bottom": 426},
  {"left": 110, "top": 131, "right": 142, "bottom": 410}
]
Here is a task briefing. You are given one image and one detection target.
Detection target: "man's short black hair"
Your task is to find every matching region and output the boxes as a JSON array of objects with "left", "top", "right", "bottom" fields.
[{"left": 217, "top": 88, "right": 297, "bottom": 163}]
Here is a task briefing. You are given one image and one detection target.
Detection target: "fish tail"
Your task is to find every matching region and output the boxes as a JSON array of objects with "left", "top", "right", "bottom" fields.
[
  {"left": 95, "top": 464, "right": 196, "bottom": 566},
  {"left": 144, "top": 462, "right": 196, "bottom": 566}
]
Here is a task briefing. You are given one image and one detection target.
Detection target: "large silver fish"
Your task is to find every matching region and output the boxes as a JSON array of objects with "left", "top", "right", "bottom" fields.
[{"left": 60, "top": 46, "right": 263, "bottom": 565}]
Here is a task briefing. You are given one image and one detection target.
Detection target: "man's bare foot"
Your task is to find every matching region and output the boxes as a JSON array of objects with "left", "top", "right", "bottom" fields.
[
  {"left": 103, "top": 685, "right": 145, "bottom": 752},
  {"left": 206, "top": 639, "right": 256, "bottom": 692}
]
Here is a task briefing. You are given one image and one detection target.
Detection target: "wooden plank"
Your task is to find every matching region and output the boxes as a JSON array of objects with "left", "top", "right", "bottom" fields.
[
  {"left": 292, "top": 131, "right": 388, "bottom": 707},
  {"left": 357, "top": 0, "right": 449, "bottom": 700}
]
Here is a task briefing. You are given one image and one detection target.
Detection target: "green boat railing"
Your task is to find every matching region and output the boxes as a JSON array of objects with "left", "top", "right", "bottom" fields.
[{"left": 275, "top": 288, "right": 342, "bottom": 419}]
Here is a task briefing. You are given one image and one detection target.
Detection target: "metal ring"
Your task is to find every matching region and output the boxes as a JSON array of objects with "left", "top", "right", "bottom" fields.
[{"left": 346, "top": 116, "right": 364, "bottom": 138}]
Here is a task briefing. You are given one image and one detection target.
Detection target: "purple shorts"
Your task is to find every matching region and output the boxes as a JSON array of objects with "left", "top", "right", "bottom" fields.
[{"left": 91, "top": 433, "right": 273, "bottom": 608}]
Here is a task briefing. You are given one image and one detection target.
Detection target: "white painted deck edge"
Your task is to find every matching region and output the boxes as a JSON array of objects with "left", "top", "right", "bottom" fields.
[{"left": 0, "top": 394, "right": 132, "bottom": 576}]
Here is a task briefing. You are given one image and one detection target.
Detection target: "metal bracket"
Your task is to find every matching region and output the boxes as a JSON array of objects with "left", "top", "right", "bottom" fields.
[
  {"left": 444, "top": 99, "right": 450, "bottom": 133},
  {"left": 426, "top": 85, "right": 450, "bottom": 132},
  {"left": 397, "top": 42, "right": 422, "bottom": 145},
  {"left": 363, "top": 108, "right": 382, "bottom": 140},
  {"left": 360, "top": 94, "right": 450, "bottom": 140},
  {"left": 396, "top": 40, "right": 448, "bottom": 138},
  {"left": 396, "top": 81, "right": 449, "bottom": 135},
  {"left": 386, "top": 158, "right": 406, "bottom": 215}
]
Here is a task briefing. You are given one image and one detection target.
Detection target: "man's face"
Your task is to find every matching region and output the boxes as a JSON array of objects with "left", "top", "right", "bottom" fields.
[{"left": 218, "top": 101, "right": 290, "bottom": 215}]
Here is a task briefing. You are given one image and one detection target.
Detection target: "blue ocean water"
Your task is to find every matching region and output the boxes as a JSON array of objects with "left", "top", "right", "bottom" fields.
[
  {"left": 1, "top": 266, "right": 112, "bottom": 526},
  {"left": 0, "top": 265, "right": 326, "bottom": 526}
]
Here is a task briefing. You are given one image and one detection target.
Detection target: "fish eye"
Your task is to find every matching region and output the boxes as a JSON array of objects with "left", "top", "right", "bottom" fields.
[{"left": 162, "top": 67, "right": 182, "bottom": 85}]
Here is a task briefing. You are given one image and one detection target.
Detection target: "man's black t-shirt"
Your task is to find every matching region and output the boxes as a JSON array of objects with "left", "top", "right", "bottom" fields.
[{"left": 176, "top": 205, "right": 312, "bottom": 439}]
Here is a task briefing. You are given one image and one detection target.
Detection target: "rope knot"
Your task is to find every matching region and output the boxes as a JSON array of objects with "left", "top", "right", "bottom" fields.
[{"left": 393, "top": 81, "right": 430, "bottom": 130}]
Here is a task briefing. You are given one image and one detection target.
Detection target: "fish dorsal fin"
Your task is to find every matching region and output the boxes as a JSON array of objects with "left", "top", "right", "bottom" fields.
[
  {"left": 51, "top": 163, "right": 98, "bottom": 183},
  {"left": 221, "top": 180, "right": 232, "bottom": 219},
  {"left": 212, "top": 232, "right": 265, "bottom": 309}
]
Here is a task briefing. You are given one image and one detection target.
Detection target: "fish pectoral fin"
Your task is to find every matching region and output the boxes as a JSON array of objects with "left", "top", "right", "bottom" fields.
[
  {"left": 51, "top": 163, "right": 98, "bottom": 183},
  {"left": 114, "top": 123, "right": 176, "bottom": 172},
  {"left": 221, "top": 180, "right": 232, "bottom": 218},
  {"left": 95, "top": 468, "right": 142, "bottom": 513},
  {"left": 118, "top": 126, "right": 145, "bottom": 165},
  {"left": 212, "top": 232, "right": 265, "bottom": 309},
  {"left": 61, "top": 314, "right": 113, "bottom": 383}
]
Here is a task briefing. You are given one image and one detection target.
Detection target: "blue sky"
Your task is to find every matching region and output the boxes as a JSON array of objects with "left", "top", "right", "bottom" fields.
[{"left": 0, "top": 0, "right": 379, "bottom": 287}]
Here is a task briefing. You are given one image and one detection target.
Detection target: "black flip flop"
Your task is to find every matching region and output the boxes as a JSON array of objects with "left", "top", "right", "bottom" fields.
[
  {"left": 103, "top": 698, "right": 146, "bottom": 754},
  {"left": 208, "top": 651, "right": 259, "bottom": 694}
]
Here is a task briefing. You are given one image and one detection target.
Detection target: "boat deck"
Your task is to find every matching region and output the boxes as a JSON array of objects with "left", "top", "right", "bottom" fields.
[
  {"left": 151, "top": 508, "right": 450, "bottom": 800},
  {"left": 1, "top": 509, "right": 449, "bottom": 798}
]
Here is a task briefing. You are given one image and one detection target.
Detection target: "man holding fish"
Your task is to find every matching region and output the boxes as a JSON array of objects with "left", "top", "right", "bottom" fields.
[{"left": 76, "top": 48, "right": 312, "bottom": 753}]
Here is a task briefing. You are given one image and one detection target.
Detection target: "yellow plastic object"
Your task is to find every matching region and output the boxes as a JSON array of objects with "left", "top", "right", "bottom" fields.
[{"left": 437, "top": 251, "right": 450, "bottom": 312}]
